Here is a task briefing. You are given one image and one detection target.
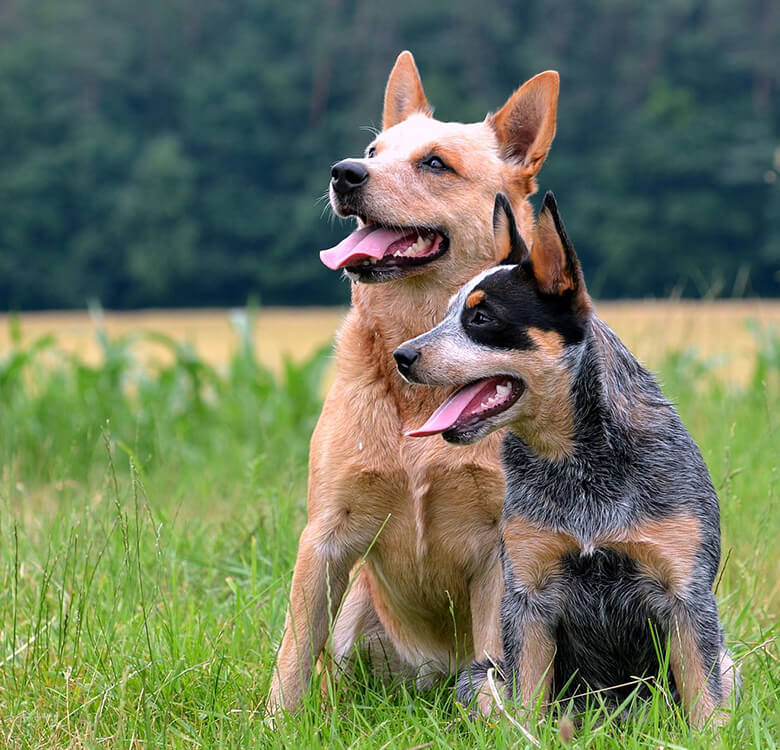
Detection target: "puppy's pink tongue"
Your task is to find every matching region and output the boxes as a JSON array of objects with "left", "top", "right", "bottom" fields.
[
  {"left": 405, "top": 381, "right": 488, "bottom": 437},
  {"left": 320, "top": 226, "right": 409, "bottom": 270}
]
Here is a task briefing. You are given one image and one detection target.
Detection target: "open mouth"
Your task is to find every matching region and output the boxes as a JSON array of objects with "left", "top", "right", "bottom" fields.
[
  {"left": 405, "top": 375, "right": 524, "bottom": 441},
  {"left": 320, "top": 223, "right": 449, "bottom": 281}
]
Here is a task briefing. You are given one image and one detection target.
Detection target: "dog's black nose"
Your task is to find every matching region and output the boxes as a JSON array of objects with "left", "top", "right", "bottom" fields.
[
  {"left": 331, "top": 160, "right": 369, "bottom": 195},
  {"left": 393, "top": 346, "right": 420, "bottom": 378}
]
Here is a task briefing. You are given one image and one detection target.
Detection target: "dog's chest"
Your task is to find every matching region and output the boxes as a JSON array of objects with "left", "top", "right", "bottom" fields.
[{"left": 341, "top": 422, "right": 505, "bottom": 566}]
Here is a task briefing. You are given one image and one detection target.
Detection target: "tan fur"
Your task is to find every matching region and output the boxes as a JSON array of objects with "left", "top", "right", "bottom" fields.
[
  {"left": 503, "top": 518, "right": 578, "bottom": 591},
  {"left": 492, "top": 201, "right": 514, "bottom": 262},
  {"left": 516, "top": 621, "right": 557, "bottom": 705},
  {"left": 531, "top": 208, "right": 575, "bottom": 295},
  {"left": 669, "top": 615, "right": 718, "bottom": 728},
  {"left": 411, "top": 335, "right": 576, "bottom": 461},
  {"left": 531, "top": 204, "right": 592, "bottom": 314},
  {"left": 489, "top": 71, "right": 559, "bottom": 171},
  {"left": 604, "top": 515, "right": 701, "bottom": 593},
  {"left": 466, "top": 290, "right": 486, "bottom": 309},
  {"left": 506, "top": 348, "right": 576, "bottom": 461},
  {"left": 383, "top": 51, "right": 432, "bottom": 130},
  {"left": 527, "top": 327, "right": 564, "bottom": 356},
  {"left": 501, "top": 520, "right": 575, "bottom": 705},
  {"left": 604, "top": 514, "right": 720, "bottom": 727},
  {"left": 268, "top": 52, "right": 559, "bottom": 714}
]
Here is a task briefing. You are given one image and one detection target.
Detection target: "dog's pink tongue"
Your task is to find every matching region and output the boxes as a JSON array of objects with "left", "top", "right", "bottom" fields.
[
  {"left": 320, "top": 226, "right": 409, "bottom": 270},
  {"left": 405, "top": 381, "right": 488, "bottom": 438}
]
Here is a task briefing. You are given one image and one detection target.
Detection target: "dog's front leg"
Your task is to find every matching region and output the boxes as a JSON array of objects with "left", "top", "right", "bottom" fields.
[
  {"left": 501, "top": 588, "right": 559, "bottom": 709},
  {"left": 500, "top": 519, "right": 574, "bottom": 711},
  {"left": 664, "top": 589, "right": 726, "bottom": 728},
  {"left": 267, "top": 523, "right": 355, "bottom": 715},
  {"left": 461, "top": 553, "right": 505, "bottom": 715}
]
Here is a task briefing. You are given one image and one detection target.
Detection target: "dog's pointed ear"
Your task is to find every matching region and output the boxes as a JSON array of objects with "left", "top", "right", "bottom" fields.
[
  {"left": 493, "top": 193, "right": 531, "bottom": 265},
  {"left": 530, "top": 192, "right": 590, "bottom": 311},
  {"left": 488, "top": 71, "right": 559, "bottom": 175},
  {"left": 383, "top": 51, "right": 432, "bottom": 130}
]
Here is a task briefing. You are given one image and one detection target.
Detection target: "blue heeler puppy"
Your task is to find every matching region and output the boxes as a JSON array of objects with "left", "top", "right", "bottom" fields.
[{"left": 392, "top": 192, "right": 738, "bottom": 727}]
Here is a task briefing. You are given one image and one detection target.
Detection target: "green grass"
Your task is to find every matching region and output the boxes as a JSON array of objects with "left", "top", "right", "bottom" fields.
[{"left": 0, "top": 310, "right": 777, "bottom": 749}]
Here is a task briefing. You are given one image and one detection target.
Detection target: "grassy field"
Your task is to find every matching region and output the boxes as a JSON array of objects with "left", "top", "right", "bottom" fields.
[{"left": 0, "top": 304, "right": 777, "bottom": 748}]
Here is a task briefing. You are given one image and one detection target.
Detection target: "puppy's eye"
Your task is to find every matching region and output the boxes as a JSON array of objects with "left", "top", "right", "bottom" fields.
[
  {"left": 421, "top": 155, "right": 448, "bottom": 171},
  {"left": 471, "top": 310, "right": 494, "bottom": 325},
  {"left": 367, "top": 145, "right": 377, "bottom": 158}
]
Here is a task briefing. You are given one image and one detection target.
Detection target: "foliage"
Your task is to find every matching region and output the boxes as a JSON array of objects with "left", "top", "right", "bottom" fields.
[
  {"left": 0, "top": 0, "right": 777, "bottom": 310},
  {"left": 0, "top": 313, "right": 777, "bottom": 747}
]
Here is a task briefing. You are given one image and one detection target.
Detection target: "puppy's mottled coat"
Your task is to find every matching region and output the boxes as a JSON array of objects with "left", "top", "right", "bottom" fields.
[{"left": 397, "top": 193, "right": 738, "bottom": 726}]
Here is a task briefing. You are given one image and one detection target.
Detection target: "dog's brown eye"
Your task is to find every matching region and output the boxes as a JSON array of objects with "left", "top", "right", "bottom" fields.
[
  {"left": 422, "top": 155, "right": 448, "bottom": 171},
  {"left": 367, "top": 146, "right": 377, "bottom": 158},
  {"left": 472, "top": 310, "right": 494, "bottom": 325}
]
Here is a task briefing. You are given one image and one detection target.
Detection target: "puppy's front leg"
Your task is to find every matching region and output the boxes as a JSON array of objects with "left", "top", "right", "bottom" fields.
[
  {"left": 501, "top": 589, "right": 558, "bottom": 708},
  {"left": 501, "top": 519, "right": 575, "bottom": 710},
  {"left": 267, "top": 523, "right": 355, "bottom": 715},
  {"left": 666, "top": 589, "right": 725, "bottom": 728}
]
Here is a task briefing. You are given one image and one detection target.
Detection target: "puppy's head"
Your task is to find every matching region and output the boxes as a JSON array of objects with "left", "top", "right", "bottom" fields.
[
  {"left": 394, "top": 192, "right": 592, "bottom": 450},
  {"left": 321, "top": 51, "right": 559, "bottom": 288}
]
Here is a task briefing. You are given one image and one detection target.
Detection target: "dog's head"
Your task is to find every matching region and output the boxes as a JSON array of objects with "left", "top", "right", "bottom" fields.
[
  {"left": 321, "top": 51, "right": 559, "bottom": 288},
  {"left": 394, "top": 192, "right": 592, "bottom": 456}
]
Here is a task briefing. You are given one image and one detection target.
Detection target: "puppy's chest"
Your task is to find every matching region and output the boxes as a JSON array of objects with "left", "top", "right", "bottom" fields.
[{"left": 503, "top": 468, "right": 633, "bottom": 551}]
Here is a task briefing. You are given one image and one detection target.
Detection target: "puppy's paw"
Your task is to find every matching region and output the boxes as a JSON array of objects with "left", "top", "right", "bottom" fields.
[{"left": 457, "top": 659, "right": 505, "bottom": 718}]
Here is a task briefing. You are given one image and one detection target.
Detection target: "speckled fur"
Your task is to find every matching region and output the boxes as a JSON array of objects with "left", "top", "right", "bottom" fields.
[{"left": 400, "top": 193, "right": 739, "bottom": 726}]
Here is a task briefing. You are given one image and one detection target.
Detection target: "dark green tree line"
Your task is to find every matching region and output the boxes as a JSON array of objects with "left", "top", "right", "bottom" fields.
[{"left": 0, "top": 0, "right": 777, "bottom": 309}]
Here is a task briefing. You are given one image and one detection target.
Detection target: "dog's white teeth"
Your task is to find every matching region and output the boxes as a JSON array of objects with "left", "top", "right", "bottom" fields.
[
  {"left": 370, "top": 258, "right": 378, "bottom": 265},
  {"left": 362, "top": 260, "right": 370, "bottom": 266},
  {"left": 495, "top": 383, "right": 511, "bottom": 400},
  {"left": 398, "top": 234, "right": 434, "bottom": 258}
]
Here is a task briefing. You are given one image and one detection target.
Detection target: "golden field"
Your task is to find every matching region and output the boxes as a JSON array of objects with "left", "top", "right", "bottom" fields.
[{"left": 1, "top": 300, "right": 779, "bottom": 384}]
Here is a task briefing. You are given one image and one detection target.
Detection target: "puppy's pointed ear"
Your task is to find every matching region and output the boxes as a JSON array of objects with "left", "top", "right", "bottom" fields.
[
  {"left": 488, "top": 71, "right": 559, "bottom": 175},
  {"left": 530, "top": 192, "right": 590, "bottom": 311},
  {"left": 493, "top": 193, "right": 530, "bottom": 265},
  {"left": 382, "top": 51, "right": 432, "bottom": 130}
]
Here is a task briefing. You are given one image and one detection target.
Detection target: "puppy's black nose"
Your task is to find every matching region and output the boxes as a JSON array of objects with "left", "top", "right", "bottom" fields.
[
  {"left": 331, "top": 159, "right": 369, "bottom": 195},
  {"left": 393, "top": 346, "right": 420, "bottom": 378}
]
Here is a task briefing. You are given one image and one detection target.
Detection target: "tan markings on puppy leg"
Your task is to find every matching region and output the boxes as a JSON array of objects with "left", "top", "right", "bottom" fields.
[
  {"left": 669, "top": 615, "right": 718, "bottom": 728},
  {"left": 502, "top": 518, "right": 578, "bottom": 590},
  {"left": 605, "top": 514, "right": 701, "bottom": 593},
  {"left": 518, "top": 621, "right": 556, "bottom": 707},
  {"left": 501, "top": 519, "right": 572, "bottom": 708},
  {"left": 602, "top": 515, "right": 717, "bottom": 726},
  {"left": 466, "top": 289, "right": 486, "bottom": 309}
]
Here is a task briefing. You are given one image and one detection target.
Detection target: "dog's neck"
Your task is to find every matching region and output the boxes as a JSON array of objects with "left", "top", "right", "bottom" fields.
[
  {"left": 339, "top": 259, "right": 495, "bottom": 427},
  {"left": 508, "top": 317, "right": 670, "bottom": 466}
]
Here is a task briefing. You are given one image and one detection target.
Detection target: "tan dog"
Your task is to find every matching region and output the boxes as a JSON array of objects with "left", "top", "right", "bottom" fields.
[{"left": 268, "top": 51, "right": 559, "bottom": 714}]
